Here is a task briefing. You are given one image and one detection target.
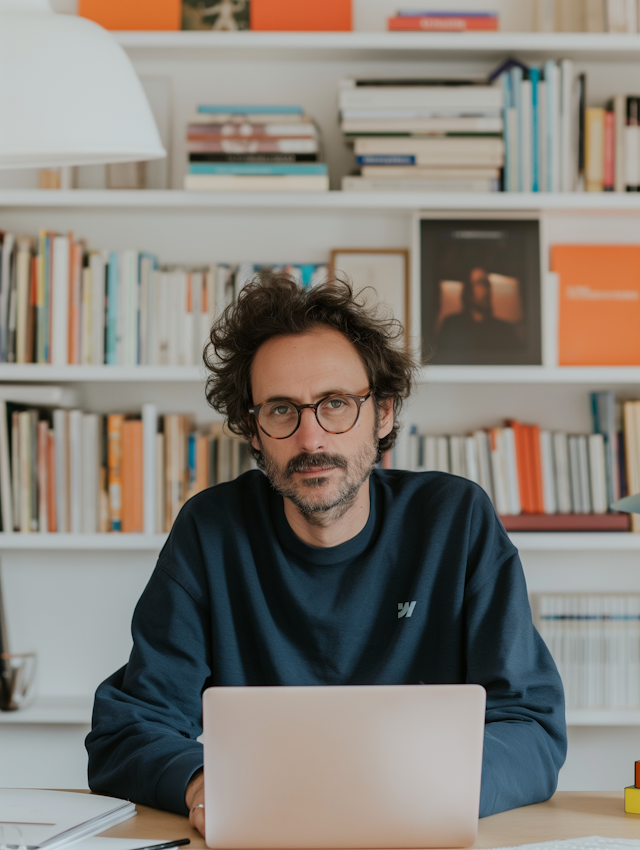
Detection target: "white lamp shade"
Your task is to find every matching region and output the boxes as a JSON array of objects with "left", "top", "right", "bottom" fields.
[{"left": 0, "top": 0, "right": 166, "bottom": 168}]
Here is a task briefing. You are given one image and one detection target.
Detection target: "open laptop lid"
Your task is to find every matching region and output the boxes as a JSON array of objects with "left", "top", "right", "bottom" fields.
[{"left": 203, "top": 684, "right": 485, "bottom": 849}]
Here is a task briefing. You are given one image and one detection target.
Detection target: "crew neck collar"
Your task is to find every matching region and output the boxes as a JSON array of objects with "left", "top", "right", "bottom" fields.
[{"left": 271, "top": 475, "right": 379, "bottom": 566}]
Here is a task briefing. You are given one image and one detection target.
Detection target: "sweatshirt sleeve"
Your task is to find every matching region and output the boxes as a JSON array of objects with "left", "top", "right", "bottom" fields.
[
  {"left": 464, "top": 495, "right": 567, "bottom": 817},
  {"left": 85, "top": 533, "right": 210, "bottom": 815}
]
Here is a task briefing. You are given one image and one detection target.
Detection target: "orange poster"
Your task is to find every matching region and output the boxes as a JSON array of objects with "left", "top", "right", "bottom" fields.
[{"left": 552, "top": 245, "right": 640, "bottom": 366}]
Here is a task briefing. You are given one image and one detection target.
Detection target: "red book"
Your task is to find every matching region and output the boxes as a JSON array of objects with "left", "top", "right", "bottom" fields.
[
  {"left": 387, "top": 15, "right": 498, "bottom": 30},
  {"left": 604, "top": 110, "right": 615, "bottom": 191},
  {"left": 507, "top": 420, "right": 531, "bottom": 513}
]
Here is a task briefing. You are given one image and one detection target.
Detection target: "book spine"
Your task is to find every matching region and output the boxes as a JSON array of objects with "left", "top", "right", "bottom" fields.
[
  {"left": 107, "top": 413, "right": 124, "bottom": 532},
  {"left": 142, "top": 403, "right": 157, "bottom": 535},
  {"left": 604, "top": 109, "right": 615, "bottom": 190},
  {"left": 585, "top": 107, "right": 605, "bottom": 191},
  {"left": 106, "top": 252, "right": 119, "bottom": 365}
]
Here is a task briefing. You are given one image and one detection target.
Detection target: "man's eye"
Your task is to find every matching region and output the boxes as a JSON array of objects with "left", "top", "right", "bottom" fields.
[
  {"left": 272, "top": 405, "right": 292, "bottom": 416},
  {"left": 326, "top": 398, "right": 346, "bottom": 409}
]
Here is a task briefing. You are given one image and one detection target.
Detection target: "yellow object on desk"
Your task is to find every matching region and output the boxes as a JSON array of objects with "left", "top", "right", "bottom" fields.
[{"left": 624, "top": 786, "right": 640, "bottom": 814}]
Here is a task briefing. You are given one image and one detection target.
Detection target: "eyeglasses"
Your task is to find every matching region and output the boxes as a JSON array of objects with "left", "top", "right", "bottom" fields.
[{"left": 249, "top": 391, "right": 372, "bottom": 440}]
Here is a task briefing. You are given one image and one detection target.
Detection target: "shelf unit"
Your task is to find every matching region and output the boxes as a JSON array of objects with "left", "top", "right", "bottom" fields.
[{"left": 2, "top": 19, "right": 640, "bottom": 793}]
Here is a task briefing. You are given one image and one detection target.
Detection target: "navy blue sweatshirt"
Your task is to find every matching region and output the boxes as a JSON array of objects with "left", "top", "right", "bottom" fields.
[{"left": 86, "top": 469, "right": 566, "bottom": 818}]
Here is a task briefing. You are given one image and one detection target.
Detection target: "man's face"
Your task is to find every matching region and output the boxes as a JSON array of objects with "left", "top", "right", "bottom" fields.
[
  {"left": 469, "top": 267, "right": 491, "bottom": 313},
  {"left": 250, "top": 326, "right": 393, "bottom": 522}
]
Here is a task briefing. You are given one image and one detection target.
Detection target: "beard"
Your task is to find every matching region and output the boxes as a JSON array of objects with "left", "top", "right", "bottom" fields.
[{"left": 259, "top": 429, "right": 379, "bottom": 527}]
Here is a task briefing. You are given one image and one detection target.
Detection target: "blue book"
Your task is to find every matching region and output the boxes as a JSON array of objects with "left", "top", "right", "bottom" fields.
[
  {"left": 106, "top": 252, "right": 119, "bottom": 366},
  {"left": 42, "top": 234, "right": 51, "bottom": 364},
  {"left": 510, "top": 65, "right": 523, "bottom": 192},
  {"left": 501, "top": 72, "right": 512, "bottom": 191},
  {"left": 356, "top": 155, "right": 416, "bottom": 166},
  {"left": 530, "top": 67, "right": 540, "bottom": 193},
  {"left": 197, "top": 105, "right": 303, "bottom": 115},
  {"left": 188, "top": 163, "right": 327, "bottom": 175}
]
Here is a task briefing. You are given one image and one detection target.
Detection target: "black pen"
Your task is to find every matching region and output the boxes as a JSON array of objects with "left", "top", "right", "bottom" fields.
[{"left": 131, "top": 840, "right": 190, "bottom": 850}]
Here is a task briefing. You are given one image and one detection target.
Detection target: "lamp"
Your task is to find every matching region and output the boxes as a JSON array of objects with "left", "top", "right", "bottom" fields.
[{"left": 0, "top": 0, "right": 166, "bottom": 169}]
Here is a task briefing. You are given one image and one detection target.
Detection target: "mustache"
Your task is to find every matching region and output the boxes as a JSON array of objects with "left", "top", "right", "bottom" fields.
[{"left": 286, "top": 452, "right": 348, "bottom": 477}]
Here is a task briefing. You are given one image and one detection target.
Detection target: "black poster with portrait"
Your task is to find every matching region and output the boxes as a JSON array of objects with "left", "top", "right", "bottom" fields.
[{"left": 420, "top": 217, "right": 541, "bottom": 365}]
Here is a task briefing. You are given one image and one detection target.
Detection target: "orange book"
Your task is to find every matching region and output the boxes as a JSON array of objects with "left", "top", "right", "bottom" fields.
[
  {"left": 195, "top": 434, "right": 209, "bottom": 495},
  {"left": 121, "top": 419, "right": 144, "bottom": 533},
  {"left": 527, "top": 425, "right": 545, "bottom": 514},
  {"left": 552, "top": 245, "right": 640, "bottom": 365},
  {"left": 107, "top": 414, "right": 124, "bottom": 532},
  {"left": 250, "top": 0, "right": 351, "bottom": 31},
  {"left": 78, "top": 0, "right": 180, "bottom": 30},
  {"left": 506, "top": 420, "right": 530, "bottom": 513},
  {"left": 47, "top": 428, "right": 57, "bottom": 533}
]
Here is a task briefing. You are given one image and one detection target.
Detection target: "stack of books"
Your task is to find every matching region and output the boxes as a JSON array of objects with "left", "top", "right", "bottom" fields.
[
  {"left": 534, "top": 0, "right": 640, "bottom": 32},
  {"left": 387, "top": 10, "right": 499, "bottom": 30},
  {"left": 501, "top": 59, "right": 583, "bottom": 193},
  {"left": 184, "top": 105, "right": 329, "bottom": 192},
  {"left": 0, "top": 392, "right": 255, "bottom": 535},
  {"left": 404, "top": 390, "right": 635, "bottom": 531},
  {"left": 538, "top": 594, "right": 640, "bottom": 709},
  {"left": 339, "top": 78, "right": 504, "bottom": 192},
  {"left": 0, "top": 230, "right": 327, "bottom": 366}
]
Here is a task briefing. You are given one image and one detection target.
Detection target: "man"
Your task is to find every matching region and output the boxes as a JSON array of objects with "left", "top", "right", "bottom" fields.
[
  {"left": 437, "top": 266, "right": 523, "bottom": 353},
  {"left": 86, "top": 273, "right": 566, "bottom": 836}
]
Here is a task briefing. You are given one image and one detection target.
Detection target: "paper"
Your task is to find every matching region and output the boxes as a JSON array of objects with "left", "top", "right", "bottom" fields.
[
  {"left": 487, "top": 837, "right": 640, "bottom": 850},
  {"left": 0, "top": 790, "right": 135, "bottom": 850}
]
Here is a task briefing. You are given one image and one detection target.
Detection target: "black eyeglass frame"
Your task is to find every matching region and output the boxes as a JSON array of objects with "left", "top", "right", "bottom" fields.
[{"left": 248, "top": 391, "right": 373, "bottom": 440}]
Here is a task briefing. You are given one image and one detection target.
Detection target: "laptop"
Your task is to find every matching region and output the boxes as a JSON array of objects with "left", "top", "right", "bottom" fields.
[{"left": 202, "top": 683, "right": 486, "bottom": 849}]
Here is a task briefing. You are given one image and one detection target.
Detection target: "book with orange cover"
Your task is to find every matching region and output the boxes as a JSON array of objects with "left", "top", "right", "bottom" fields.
[
  {"left": 507, "top": 420, "right": 532, "bottom": 513},
  {"left": 78, "top": 0, "right": 180, "bottom": 30},
  {"left": 552, "top": 245, "right": 640, "bottom": 365},
  {"left": 107, "top": 414, "right": 124, "bottom": 532},
  {"left": 250, "top": 0, "right": 352, "bottom": 31},
  {"left": 121, "top": 419, "right": 143, "bottom": 533}
]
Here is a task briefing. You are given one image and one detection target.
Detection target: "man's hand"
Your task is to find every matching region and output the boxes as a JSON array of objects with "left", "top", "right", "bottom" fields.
[{"left": 186, "top": 768, "right": 205, "bottom": 838}]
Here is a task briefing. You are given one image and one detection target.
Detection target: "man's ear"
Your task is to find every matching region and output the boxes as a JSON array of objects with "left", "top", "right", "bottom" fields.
[{"left": 377, "top": 397, "right": 394, "bottom": 440}]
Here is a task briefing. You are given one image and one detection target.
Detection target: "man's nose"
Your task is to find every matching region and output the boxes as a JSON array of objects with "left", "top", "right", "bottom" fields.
[{"left": 295, "top": 407, "right": 327, "bottom": 450}]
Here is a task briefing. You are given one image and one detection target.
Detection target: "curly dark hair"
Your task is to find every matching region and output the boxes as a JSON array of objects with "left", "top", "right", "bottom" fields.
[{"left": 203, "top": 271, "right": 419, "bottom": 464}]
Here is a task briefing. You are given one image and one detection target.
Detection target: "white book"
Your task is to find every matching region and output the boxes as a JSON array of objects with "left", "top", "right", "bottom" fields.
[
  {"left": 182, "top": 271, "right": 193, "bottom": 367},
  {"left": 142, "top": 403, "right": 157, "bottom": 535},
  {"left": 520, "top": 80, "right": 533, "bottom": 193},
  {"left": 627, "top": 0, "right": 638, "bottom": 29},
  {"left": 464, "top": 436, "right": 479, "bottom": 485},
  {"left": 544, "top": 60, "right": 561, "bottom": 192},
  {"left": 51, "top": 235, "right": 70, "bottom": 366},
  {"left": 558, "top": 0, "right": 584, "bottom": 29},
  {"left": 18, "top": 410, "right": 31, "bottom": 534},
  {"left": 585, "top": 0, "right": 606, "bottom": 29},
  {"left": 53, "top": 408, "right": 68, "bottom": 533},
  {"left": 0, "top": 789, "right": 136, "bottom": 850},
  {"left": 553, "top": 431, "right": 572, "bottom": 514},
  {"left": 191, "top": 270, "right": 204, "bottom": 367},
  {"left": 560, "top": 59, "right": 575, "bottom": 191},
  {"left": 80, "top": 266, "right": 92, "bottom": 366},
  {"left": 588, "top": 433, "right": 608, "bottom": 514},
  {"left": 15, "top": 238, "right": 31, "bottom": 365},
  {"left": 339, "top": 85, "right": 503, "bottom": 112},
  {"left": 613, "top": 93, "right": 627, "bottom": 192},
  {"left": 502, "top": 427, "right": 521, "bottom": 514},
  {"left": 423, "top": 435, "right": 436, "bottom": 471},
  {"left": 534, "top": 0, "right": 556, "bottom": 30},
  {"left": 436, "top": 435, "right": 449, "bottom": 473},
  {"left": 489, "top": 429, "right": 510, "bottom": 515},
  {"left": 626, "top": 112, "right": 639, "bottom": 189},
  {"left": 577, "top": 434, "right": 592, "bottom": 513},
  {"left": 449, "top": 435, "right": 465, "bottom": 477},
  {"left": 537, "top": 81, "right": 548, "bottom": 192},
  {"left": 474, "top": 430, "right": 494, "bottom": 504},
  {"left": 552, "top": 431, "right": 572, "bottom": 513},
  {"left": 568, "top": 435, "right": 582, "bottom": 513},
  {"left": 506, "top": 107, "right": 519, "bottom": 192},
  {"left": 37, "top": 421, "right": 49, "bottom": 534},
  {"left": 68, "top": 409, "right": 82, "bottom": 534},
  {"left": 171, "top": 270, "right": 185, "bottom": 367},
  {"left": 90, "top": 250, "right": 107, "bottom": 366},
  {"left": 205, "top": 263, "right": 218, "bottom": 327},
  {"left": 82, "top": 413, "right": 100, "bottom": 534},
  {"left": 539, "top": 430, "right": 557, "bottom": 514},
  {"left": 139, "top": 255, "right": 154, "bottom": 367}
]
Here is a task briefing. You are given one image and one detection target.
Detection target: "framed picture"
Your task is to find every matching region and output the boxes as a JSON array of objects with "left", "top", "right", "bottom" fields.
[
  {"left": 329, "top": 248, "right": 410, "bottom": 334},
  {"left": 419, "top": 216, "right": 541, "bottom": 366}
]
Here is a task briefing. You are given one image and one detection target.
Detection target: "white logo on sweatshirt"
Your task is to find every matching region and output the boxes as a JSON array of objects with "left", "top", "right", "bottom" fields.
[{"left": 398, "top": 601, "right": 417, "bottom": 619}]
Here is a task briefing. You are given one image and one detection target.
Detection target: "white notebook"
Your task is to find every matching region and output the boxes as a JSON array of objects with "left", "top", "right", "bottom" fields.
[{"left": 0, "top": 789, "right": 136, "bottom": 850}]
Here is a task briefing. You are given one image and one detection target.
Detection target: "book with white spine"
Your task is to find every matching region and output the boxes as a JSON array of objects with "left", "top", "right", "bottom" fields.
[
  {"left": 464, "top": 436, "right": 479, "bottom": 485},
  {"left": 502, "top": 426, "right": 521, "bottom": 515},
  {"left": 520, "top": 79, "right": 533, "bottom": 193},
  {"left": 68, "top": 409, "right": 82, "bottom": 534},
  {"left": 489, "top": 428, "right": 509, "bottom": 515},
  {"left": 474, "top": 430, "right": 494, "bottom": 505},
  {"left": 82, "top": 413, "right": 100, "bottom": 534},
  {"left": 53, "top": 408, "right": 68, "bottom": 533},
  {"left": 436, "top": 435, "right": 449, "bottom": 473},
  {"left": 588, "top": 433, "right": 608, "bottom": 514},
  {"left": 539, "top": 430, "right": 557, "bottom": 514},
  {"left": 51, "top": 235, "right": 70, "bottom": 366}
]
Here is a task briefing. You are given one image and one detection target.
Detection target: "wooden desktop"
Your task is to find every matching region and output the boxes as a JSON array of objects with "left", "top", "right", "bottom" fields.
[{"left": 98, "top": 792, "right": 640, "bottom": 849}]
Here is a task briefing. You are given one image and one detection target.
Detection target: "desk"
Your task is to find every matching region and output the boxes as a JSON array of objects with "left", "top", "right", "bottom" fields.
[{"left": 98, "top": 792, "right": 640, "bottom": 849}]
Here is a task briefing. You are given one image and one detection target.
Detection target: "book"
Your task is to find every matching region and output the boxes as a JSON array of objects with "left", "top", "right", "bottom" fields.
[
  {"left": 552, "top": 244, "right": 640, "bottom": 365},
  {"left": 107, "top": 414, "right": 124, "bottom": 532},
  {"left": 339, "top": 82, "right": 503, "bottom": 112},
  {"left": 603, "top": 109, "right": 615, "bottom": 191},
  {"left": 187, "top": 163, "right": 328, "bottom": 175},
  {"left": 184, "top": 174, "right": 330, "bottom": 191},
  {"left": 0, "top": 789, "right": 136, "bottom": 850},
  {"left": 585, "top": 107, "right": 605, "bottom": 191},
  {"left": 387, "top": 14, "right": 498, "bottom": 30},
  {"left": 341, "top": 176, "right": 499, "bottom": 192},
  {"left": 340, "top": 116, "right": 503, "bottom": 135},
  {"left": 121, "top": 419, "right": 143, "bottom": 533}
]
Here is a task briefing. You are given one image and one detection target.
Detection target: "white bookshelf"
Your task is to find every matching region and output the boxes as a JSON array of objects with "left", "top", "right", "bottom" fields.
[
  {"left": 2, "top": 14, "right": 640, "bottom": 794},
  {"left": 5, "top": 189, "right": 640, "bottom": 211}
]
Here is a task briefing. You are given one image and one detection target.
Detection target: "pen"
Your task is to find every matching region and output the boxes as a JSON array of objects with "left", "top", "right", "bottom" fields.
[{"left": 132, "top": 840, "right": 190, "bottom": 850}]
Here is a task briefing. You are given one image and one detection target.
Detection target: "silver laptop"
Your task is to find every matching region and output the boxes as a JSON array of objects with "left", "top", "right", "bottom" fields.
[{"left": 202, "top": 684, "right": 486, "bottom": 849}]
